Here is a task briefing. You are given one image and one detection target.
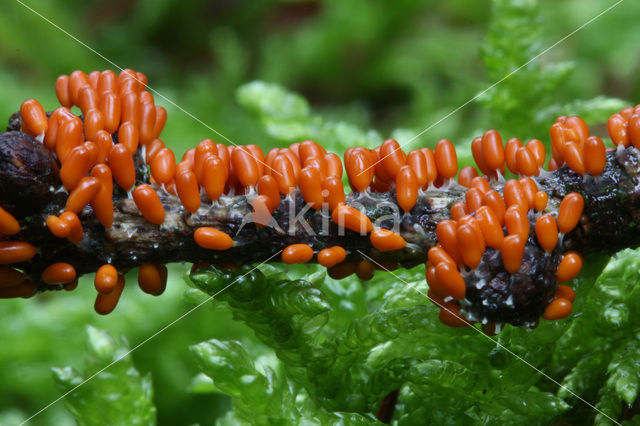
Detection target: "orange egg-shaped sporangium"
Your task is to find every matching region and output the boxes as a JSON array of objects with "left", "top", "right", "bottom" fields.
[
  {"left": 630, "top": 115, "right": 640, "bottom": 148},
  {"left": 317, "top": 246, "right": 347, "bottom": 268},
  {"left": 95, "top": 274, "right": 125, "bottom": 315},
  {"left": 272, "top": 155, "right": 296, "bottom": 195},
  {"left": 504, "top": 138, "right": 523, "bottom": 174},
  {"left": 556, "top": 252, "right": 583, "bottom": 283},
  {"left": 438, "top": 302, "right": 468, "bottom": 327},
  {"left": 542, "top": 298, "right": 572, "bottom": 320},
  {"left": 548, "top": 157, "right": 561, "bottom": 172},
  {"left": 565, "top": 116, "right": 590, "bottom": 143},
  {"left": 257, "top": 175, "right": 281, "bottom": 212},
  {"left": 481, "top": 129, "right": 504, "bottom": 171},
  {"left": 450, "top": 201, "right": 467, "bottom": 221},
  {"left": 331, "top": 205, "right": 373, "bottom": 234},
  {"left": 55, "top": 75, "right": 73, "bottom": 107},
  {"left": 231, "top": 146, "right": 260, "bottom": 187},
  {"left": 151, "top": 147, "right": 177, "bottom": 185},
  {"left": 43, "top": 107, "right": 65, "bottom": 150},
  {"left": 65, "top": 177, "right": 102, "bottom": 214},
  {"left": 456, "top": 223, "right": 484, "bottom": 269},
  {"left": 555, "top": 285, "right": 576, "bottom": 303},
  {"left": 379, "top": 139, "right": 406, "bottom": 180},
  {"left": 280, "top": 148, "right": 300, "bottom": 181},
  {"left": 118, "top": 121, "right": 139, "bottom": 154},
  {"left": 436, "top": 220, "right": 463, "bottom": 265},
  {"left": 407, "top": 150, "right": 428, "bottom": 188},
  {"left": 607, "top": 113, "right": 630, "bottom": 147},
  {"left": 153, "top": 106, "right": 168, "bottom": 139},
  {"left": 246, "top": 144, "right": 265, "bottom": 176},
  {"left": 526, "top": 139, "right": 546, "bottom": 168},
  {"left": 516, "top": 146, "right": 538, "bottom": 176},
  {"left": 420, "top": 148, "right": 438, "bottom": 187},
  {"left": 503, "top": 179, "right": 528, "bottom": 212},
  {"left": 194, "top": 227, "right": 234, "bottom": 250},
  {"left": 426, "top": 265, "right": 445, "bottom": 297},
  {"left": 20, "top": 99, "right": 48, "bottom": 136},
  {"left": 176, "top": 170, "right": 201, "bottom": 213},
  {"left": 93, "top": 130, "right": 113, "bottom": 164},
  {"left": 89, "top": 71, "right": 101, "bottom": 91},
  {"left": 69, "top": 70, "right": 89, "bottom": 105},
  {"left": 299, "top": 167, "right": 324, "bottom": 210},
  {"left": 459, "top": 215, "right": 486, "bottom": 252},
  {"left": 475, "top": 206, "right": 504, "bottom": 249},
  {"left": 0, "top": 241, "right": 37, "bottom": 264},
  {"left": 471, "top": 136, "right": 491, "bottom": 175},
  {"left": 501, "top": 234, "right": 525, "bottom": 274},
  {"left": 282, "top": 244, "right": 314, "bottom": 264},
  {"left": 435, "top": 262, "right": 466, "bottom": 300},
  {"left": 41, "top": 262, "right": 76, "bottom": 284},
  {"left": 120, "top": 91, "right": 141, "bottom": 128},
  {"left": 303, "top": 157, "right": 327, "bottom": 180},
  {"left": 505, "top": 205, "right": 529, "bottom": 240},
  {"left": 298, "top": 140, "right": 326, "bottom": 163},
  {"left": 534, "top": 191, "right": 548, "bottom": 212},
  {"left": 46, "top": 215, "right": 70, "bottom": 238},
  {"left": 535, "top": 214, "right": 558, "bottom": 252},
  {"left": 202, "top": 155, "right": 227, "bottom": 202},
  {"left": 324, "top": 153, "right": 343, "bottom": 178},
  {"left": 77, "top": 84, "right": 98, "bottom": 115},
  {"left": 60, "top": 212, "right": 83, "bottom": 244},
  {"left": 56, "top": 116, "right": 84, "bottom": 163},
  {"left": 470, "top": 176, "right": 491, "bottom": 194},
  {"left": 107, "top": 143, "right": 136, "bottom": 191},
  {"left": 518, "top": 177, "right": 537, "bottom": 211},
  {"left": 370, "top": 228, "right": 407, "bottom": 252},
  {"left": 396, "top": 165, "right": 418, "bottom": 212},
  {"left": 133, "top": 184, "right": 165, "bottom": 225},
  {"left": 562, "top": 141, "right": 586, "bottom": 175},
  {"left": 481, "top": 190, "right": 506, "bottom": 225},
  {"left": 145, "top": 138, "right": 165, "bottom": 164},
  {"left": 265, "top": 147, "right": 279, "bottom": 175},
  {"left": 557, "top": 192, "right": 584, "bottom": 234},
  {"left": 138, "top": 264, "right": 165, "bottom": 295},
  {"left": 457, "top": 166, "right": 478, "bottom": 188},
  {"left": 139, "top": 101, "right": 157, "bottom": 145},
  {"left": 60, "top": 145, "right": 93, "bottom": 190},
  {"left": 88, "top": 70, "right": 100, "bottom": 88},
  {"left": 90, "top": 164, "right": 114, "bottom": 228},
  {"left": 584, "top": 136, "right": 606, "bottom": 176},
  {"left": 83, "top": 108, "right": 104, "bottom": 142},
  {"left": 464, "top": 188, "right": 483, "bottom": 213},
  {"left": 428, "top": 245, "right": 456, "bottom": 267},
  {"left": 95, "top": 264, "right": 118, "bottom": 294},
  {"left": 193, "top": 140, "right": 218, "bottom": 183},
  {"left": 252, "top": 195, "right": 272, "bottom": 227},
  {"left": 98, "top": 70, "right": 117, "bottom": 95},
  {"left": 346, "top": 148, "right": 373, "bottom": 192},
  {"left": 0, "top": 207, "right": 20, "bottom": 236},
  {"left": 322, "top": 176, "right": 346, "bottom": 212},
  {"left": 434, "top": 139, "right": 458, "bottom": 179}
]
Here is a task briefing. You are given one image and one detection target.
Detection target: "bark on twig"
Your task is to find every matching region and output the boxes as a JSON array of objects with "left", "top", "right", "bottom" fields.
[{"left": 3, "top": 113, "right": 640, "bottom": 324}]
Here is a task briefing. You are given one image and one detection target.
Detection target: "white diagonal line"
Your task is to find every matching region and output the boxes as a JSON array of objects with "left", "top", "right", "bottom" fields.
[
  {"left": 359, "top": 0, "right": 626, "bottom": 177},
  {"left": 356, "top": 250, "right": 621, "bottom": 425},
  {"left": 12, "top": 0, "right": 282, "bottom": 177},
  {"left": 19, "top": 250, "right": 282, "bottom": 425}
]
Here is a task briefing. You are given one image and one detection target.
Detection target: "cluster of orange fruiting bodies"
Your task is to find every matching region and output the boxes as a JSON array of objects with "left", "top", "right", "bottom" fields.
[{"left": 0, "top": 68, "right": 630, "bottom": 328}]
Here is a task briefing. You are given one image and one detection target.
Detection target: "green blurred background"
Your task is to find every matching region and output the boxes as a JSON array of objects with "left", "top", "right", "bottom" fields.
[{"left": 1, "top": 0, "right": 639, "bottom": 424}]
